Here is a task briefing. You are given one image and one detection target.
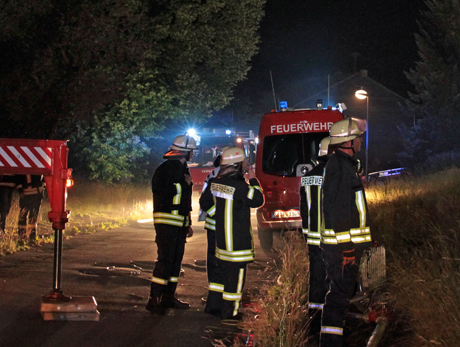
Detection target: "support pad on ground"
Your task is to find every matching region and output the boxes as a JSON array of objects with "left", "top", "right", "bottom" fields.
[{"left": 40, "top": 296, "right": 100, "bottom": 321}]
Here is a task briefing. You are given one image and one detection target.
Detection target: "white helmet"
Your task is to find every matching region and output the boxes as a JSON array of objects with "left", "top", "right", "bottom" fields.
[
  {"left": 220, "top": 147, "right": 246, "bottom": 165},
  {"left": 171, "top": 135, "right": 198, "bottom": 151},
  {"left": 318, "top": 137, "right": 330, "bottom": 156},
  {"left": 329, "top": 118, "right": 366, "bottom": 145}
]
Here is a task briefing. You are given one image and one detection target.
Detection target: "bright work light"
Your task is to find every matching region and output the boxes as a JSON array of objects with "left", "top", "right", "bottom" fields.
[{"left": 187, "top": 128, "right": 197, "bottom": 137}]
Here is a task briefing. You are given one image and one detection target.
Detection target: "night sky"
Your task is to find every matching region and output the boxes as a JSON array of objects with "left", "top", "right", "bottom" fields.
[{"left": 234, "top": 0, "right": 425, "bottom": 111}]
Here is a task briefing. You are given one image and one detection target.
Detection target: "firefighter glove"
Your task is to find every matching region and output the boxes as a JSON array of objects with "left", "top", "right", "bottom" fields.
[{"left": 343, "top": 249, "right": 355, "bottom": 266}]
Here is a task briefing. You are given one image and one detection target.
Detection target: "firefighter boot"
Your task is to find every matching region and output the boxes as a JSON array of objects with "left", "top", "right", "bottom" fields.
[
  {"left": 161, "top": 293, "right": 190, "bottom": 309},
  {"left": 145, "top": 296, "right": 166, "bottom": 315}
]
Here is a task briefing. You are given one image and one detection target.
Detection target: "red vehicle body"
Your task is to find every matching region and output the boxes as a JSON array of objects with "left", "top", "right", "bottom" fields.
[
  {"left": 255, "top": 103, "right": 344, "bottom": 249},
  {"left": 188, "top": 129, "right": 257, "bottom": 192}
]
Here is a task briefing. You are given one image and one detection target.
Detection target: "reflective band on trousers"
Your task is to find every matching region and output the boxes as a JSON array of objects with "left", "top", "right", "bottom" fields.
[
  {"left": 321, "top": 326, "right": 343, "bottom": 336},
  {"left": 151, "top": 276, "right": 178, "bottom": 285},
  {"left": 223, "top": 292, "right": 243, "bottom": 301},
  {"left": 209, "top": 282, "right": 224, "bottom": 292},
  {"left": 216, "top": 247, "right": 254, "bottom": 262},
  {"left": 151, "top": 276, "right": 168, "bottom": 285},
  {"left": 234, "top": 268, "right": 245, "bottom": 316}
]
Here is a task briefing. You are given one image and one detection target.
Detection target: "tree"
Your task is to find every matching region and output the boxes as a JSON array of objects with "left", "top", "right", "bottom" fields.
[
  {"left": 0, "top": 0, "right": 266, "bottom": 181},
  {"left": 400, "top": 0, "right": 460, "bottom": 171}
]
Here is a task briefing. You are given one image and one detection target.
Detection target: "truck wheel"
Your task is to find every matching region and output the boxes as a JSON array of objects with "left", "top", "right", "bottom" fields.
[{"left": 258, "top": 227, "right": 273, "bottom": 252}]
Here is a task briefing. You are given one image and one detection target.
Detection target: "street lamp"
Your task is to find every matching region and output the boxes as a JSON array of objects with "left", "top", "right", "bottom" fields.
[{"left": 355, "top": 88, "right": 369, "bottom": 182}]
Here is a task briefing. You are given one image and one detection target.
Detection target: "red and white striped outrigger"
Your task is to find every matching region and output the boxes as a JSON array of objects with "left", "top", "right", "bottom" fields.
[
  {"left": 0, "top": 139, "right": 98, "bottom": 321},
  {"left": 0, "top": 138, "right": 71, "bottom": 230}
]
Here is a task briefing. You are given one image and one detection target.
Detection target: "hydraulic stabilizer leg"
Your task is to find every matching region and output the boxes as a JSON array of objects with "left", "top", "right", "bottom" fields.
[
  {"left": 53, "top": 229, "right": 63, "bottom": 294},
  {"left": 40, "top": 228, "right": 100, "bottom": 321},
  {"left": 42, "top": 229, "right": 70, "bottom": 300}
]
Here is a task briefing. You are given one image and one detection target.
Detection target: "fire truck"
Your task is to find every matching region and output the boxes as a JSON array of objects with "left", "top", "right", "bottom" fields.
[
  {"left": 188, "top": 127, "right": 257, "bottom": 192},
  {"left": 255, "top": 100, "right": 345, "bottom": 250}
]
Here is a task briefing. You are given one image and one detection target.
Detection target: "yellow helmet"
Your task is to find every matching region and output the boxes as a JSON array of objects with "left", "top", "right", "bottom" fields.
[
  {"left": 318, "top": 137, "right": 330, "bottom": 156},
  {"left": 171, "top": 135, "right": 198, "bottom": 151},
  {"left": 220, "top": 147, "right": 246, "bottom": 165},
  {"left": 329, "top": 118, "right": 366, "bottom": 145}
]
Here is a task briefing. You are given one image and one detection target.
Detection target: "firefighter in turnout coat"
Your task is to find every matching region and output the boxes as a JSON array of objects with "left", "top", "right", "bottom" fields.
[
  {"left": 299, "top": 137, "right": 331, "bottom": 336},
  {"left": 320, "top": 118, "right": 372, "bottom": 347},
  {"left": 146, "top": 135, "right": 197, "bottom": 315},
  {"left": 199, "top": 147, "right": 264, "bottom": 319}
]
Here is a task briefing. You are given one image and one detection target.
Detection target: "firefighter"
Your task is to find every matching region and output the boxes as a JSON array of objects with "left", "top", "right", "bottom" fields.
[
  {"left": 0, "top": 174, "right": 18, "bottom": 236},
  {"left": 199, "top": 147, "right": 264, "bottom": 319},
  {"left": 146, "top": 134, "right": 197, "bottom": 315},
  {"left": 17, "top": 175, "right": 45, "bottom": 244},
  {"left": 199, "top": 148, "right": 226, "bottom": 315},
  {"left": 320, "top": 118, "right": 372, "bottom": 347},
  {"left": 299, "top": 136, "right": 331, "bottom": 337}
]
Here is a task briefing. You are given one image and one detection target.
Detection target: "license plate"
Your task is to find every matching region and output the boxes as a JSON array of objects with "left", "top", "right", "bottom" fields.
[{"left": 271, "top": 210, "right": 300, "bottom": 219}]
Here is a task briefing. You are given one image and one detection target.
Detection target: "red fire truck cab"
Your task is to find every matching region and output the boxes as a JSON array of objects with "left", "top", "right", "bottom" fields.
[
  {"left": 255, "top": 101, "right": 344, "bottom": 250},
  {"left": 188, "top": 127, "right": 257, "bottom": 192}
]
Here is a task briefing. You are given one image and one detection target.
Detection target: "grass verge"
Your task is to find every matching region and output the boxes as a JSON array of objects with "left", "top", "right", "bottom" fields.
[{"left": 244, "top": 168, "right": 460, "bottom": 347}]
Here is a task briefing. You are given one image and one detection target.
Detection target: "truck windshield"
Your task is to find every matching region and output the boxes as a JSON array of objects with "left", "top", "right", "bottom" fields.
[{"left": 262, "top": 132, "right": 327, "bottom": 177}]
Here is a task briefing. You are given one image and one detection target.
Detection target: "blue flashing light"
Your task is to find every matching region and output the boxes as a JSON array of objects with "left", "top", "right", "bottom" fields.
[
  {"left": 280, "top": 101, "right": 288, "bottom": 110},
  {"left": 225, "top": 129, "right": 232, "bottom": 135}
]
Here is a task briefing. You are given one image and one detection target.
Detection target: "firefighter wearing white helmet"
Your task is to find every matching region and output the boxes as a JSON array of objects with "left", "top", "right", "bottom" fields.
[
  {"left": 146, "top": 134, "right": 197, "bottom": 314},
  {"left": 199, "top": 147, "right": 264, "bottom": 319},
  {"left": 319, "top": 118, "right": 373, "bottom": 347},
  {"left": 299, "top": 136, "right": 331, "bottom": 336}
]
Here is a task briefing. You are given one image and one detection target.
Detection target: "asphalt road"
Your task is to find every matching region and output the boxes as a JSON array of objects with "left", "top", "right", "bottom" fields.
[{"left": 0, "top": 195, "right": 280, "bottom": 347}]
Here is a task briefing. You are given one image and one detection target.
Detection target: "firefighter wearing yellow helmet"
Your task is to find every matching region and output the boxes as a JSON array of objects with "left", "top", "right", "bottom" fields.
[
  {"left": 319, "top": 118, "right": 373, "bottom": 347},
  {"left": 299, "top": 136, "right": 331, "bottom": 336},
  {"left": 199, "top": 147, "right": 264, "bottom": 319},
  {"left": 146, "top": 134, "right": 197, "bottom": 314}
]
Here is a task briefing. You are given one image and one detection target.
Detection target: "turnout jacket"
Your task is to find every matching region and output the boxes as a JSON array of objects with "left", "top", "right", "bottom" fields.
[
  {"left": 199, "top": 175, "right": 264, "bottom": 263},
  {"left": 300, "top": 160, "right": 326, "bottom": 246},
  {"left": 321, "top": 149, "right": 372, "bottom": 252},
  {"left": 152, "top": 159, "right": 193, "bottom": 228}
]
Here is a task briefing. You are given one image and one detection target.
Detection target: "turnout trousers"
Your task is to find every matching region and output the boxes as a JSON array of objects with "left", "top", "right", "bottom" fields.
[
  {"left": 218, "top": 259, "right": 248, "bottom": 319},
  {"left": 320, "top": 248, "right": 359, "bottom": 347},
  {"left": 204, "top": 228, "right": 224, "bottom": 315},
  {"left": 150, "top": 224, "right": 187, "bottom": 298},
  {"left": 308, "top": 245, "right": 328, "bottom": 335}
]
